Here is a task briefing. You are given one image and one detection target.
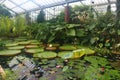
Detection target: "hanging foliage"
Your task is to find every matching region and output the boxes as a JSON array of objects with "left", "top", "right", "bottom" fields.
[
  {"left": 116, "top": 0, "right": 120, "bottom": 21},
  {"left": 0, "top": 5, "right": 11, "bottom": 17}
]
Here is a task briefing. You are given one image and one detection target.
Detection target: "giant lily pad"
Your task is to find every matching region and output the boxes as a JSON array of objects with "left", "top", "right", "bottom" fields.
[
  {"left": 58, "top": 51, "right": 73, "bottom": 59},
  {"left": 0, "top": 50, "right": 21, "bottom": 56},
  {"left": 5, "top": 43, "right": 18, "bottom": 47},
  {"left": 58, "top": 50, "right": 85, "bottom": 59},
  {"left": 76, "top": 46, "right": 95, "bottom": 55},
  {"left": 59, "top": 45, "right": 76, "bottom": 51},
  {"left": 33, "top": 51, "right": 57, "bottom": 59},
  {"left": 73, "top": 49, "right": 85, "bottom": 58},
  {"left": 25, "top": 48, "right": 44, "bottom": 54},
  {"left": 8, "top": 46, "right": 24, "bottom": 50}
]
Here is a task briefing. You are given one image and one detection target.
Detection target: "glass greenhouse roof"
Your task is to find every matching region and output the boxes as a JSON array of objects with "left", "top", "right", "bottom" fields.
[{"left": 0, "top": 0, "right": 117, "bottom": 14}]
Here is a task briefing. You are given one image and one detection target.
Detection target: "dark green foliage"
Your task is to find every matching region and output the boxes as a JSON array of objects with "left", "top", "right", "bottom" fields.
[
  {"left": 0, "top": 5, "right": 11, "bottom": 17},
  {"left": 0, "top": 41, "right": 5, "bottom": 50},
  {"left": 26, "top": 4, "right": 120, "bottom": 54},
  {"left": 37, "top": 9, "right": 45, "bottom": 23}
]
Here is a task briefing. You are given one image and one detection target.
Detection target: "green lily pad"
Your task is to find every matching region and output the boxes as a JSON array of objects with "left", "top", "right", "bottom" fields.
[
  {"left": 84, "top": 48, "right": 95, "bottom": 55},
  {"left": 17, "top": 41, "right": 30, "bottom": 45},
  {"left": 58, "top": 51, "right": 73, "bottom": 59},
  {"left": 0, "top": 50, "right": 21, "bottom": 56},
  {"left": 8, "top": 46, "right": 24, "bottom": 50},
  {"left": 76, "top": 45, "right": 86, "bottom": 49},
  {"left": 58, "top": 50, "right": 85, "bottom": 59},
  {"left": 76, "top": 46, "right": 95, "bottom": 55},
  {"left": 59, "top": 45, "right": 76, "bottom": 51},
  {"left": 29, "top": 40, "right": 42, "bottom": 45},
  {"left": 5, "top": 43, "right": 18, "bottom": 47},
  {"left": 33, "top": 51, "right": 57, "bottom": 59},
  {"left": 25, "top": 48, "right": 44, "bottom": 54}
]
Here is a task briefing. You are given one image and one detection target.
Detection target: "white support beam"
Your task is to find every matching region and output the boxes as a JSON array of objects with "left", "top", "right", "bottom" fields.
[{"left": 92, "top": 1, "right": 116, "bottom": 7}]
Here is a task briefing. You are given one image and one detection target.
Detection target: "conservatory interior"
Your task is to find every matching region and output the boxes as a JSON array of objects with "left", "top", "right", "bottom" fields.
[{"left": 0, "top": 0, "right": 120, "bottom": 80}]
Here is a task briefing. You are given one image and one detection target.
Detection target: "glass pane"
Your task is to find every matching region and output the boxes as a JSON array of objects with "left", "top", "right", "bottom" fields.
[
  {"left": 21, "top": 1, "right": 39, "bottom": 10},
  {"left": 34, "top": 0, "right": 65, "bottom": 6},
  {"left": 3, "top": 0, "right": 16, "bottom": 9},
  {"left": 94, "top": 5, "right": 108, "bottom": 12},
  {"left": 12, "top": 7, "right": 24, "bottom": 13},
  {"left": 69, "top": 2, "right": 82, "bottom": 7},
  {"left": 10, "top": 0, "right": 28, "bottom": 5},
  {"left": 111, "top": 4, "right": 116, "bottom": 11},
  {"left": 34, "top": 0, "right": 49, "bottom": 6},
  {"left": 81, "top": 0, "right": 91, "bottom": 5}
]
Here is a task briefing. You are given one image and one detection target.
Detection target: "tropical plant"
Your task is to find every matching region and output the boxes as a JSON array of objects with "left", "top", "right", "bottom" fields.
[
  {"left": 0, "top": 16, "right": 27, "bottom": 37},
  {"left": 0, "top": 16, "right": 14, "bottom": 37},
  {"left": 14, "top": 16, "right": 27, "bottom": 36}
]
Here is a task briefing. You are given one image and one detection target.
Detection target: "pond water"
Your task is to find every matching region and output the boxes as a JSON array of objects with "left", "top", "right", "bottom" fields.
[{"left": 0, "top": 38, "right": 120, "bottom": 80}]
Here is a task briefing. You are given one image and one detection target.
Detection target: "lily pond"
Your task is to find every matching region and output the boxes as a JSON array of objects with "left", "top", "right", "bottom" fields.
[{"left": 0, "top": 37, "right": 120, "bottom": 80}]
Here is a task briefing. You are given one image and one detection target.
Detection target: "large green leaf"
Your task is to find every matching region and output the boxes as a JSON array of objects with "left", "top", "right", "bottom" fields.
[
  {"left": 76, "top": 29, "right": 85, "bottom": 37},
  {"left": 66, "top": 29, "right": 76, "bottom": 36},
  {"left": 117, "top": 29, "right": 120, "bottom": 35},
  {"left": 67, "top": 24, "right": 80, "bottom": 28},
  {"left": 88, "top": 24, "right": 96, "bottom": 30}
]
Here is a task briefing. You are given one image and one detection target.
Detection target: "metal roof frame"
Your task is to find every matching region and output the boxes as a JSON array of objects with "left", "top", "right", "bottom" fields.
[
  {"left": 20, "top": 0, "right": 84, "bottom": 14},
  {"left": 1, "top": 0, "right": 117, "bottom": 14}
]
